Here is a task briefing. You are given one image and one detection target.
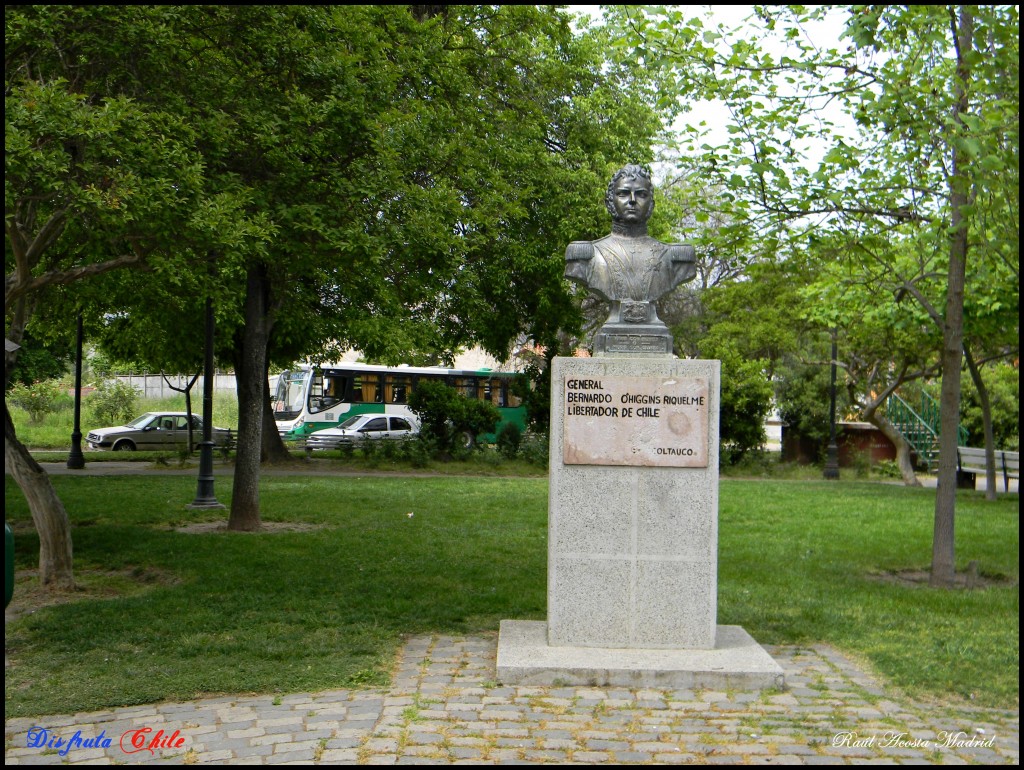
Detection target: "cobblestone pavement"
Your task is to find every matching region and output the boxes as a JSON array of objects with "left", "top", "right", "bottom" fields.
[{"left": 4, "top": 633, "right": 1018, "bottom": 765}]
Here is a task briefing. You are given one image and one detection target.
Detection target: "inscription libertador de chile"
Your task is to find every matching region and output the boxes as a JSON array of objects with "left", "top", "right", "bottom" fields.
[{"left": 562, "top": 375, "right": 710, "bottom": 467}]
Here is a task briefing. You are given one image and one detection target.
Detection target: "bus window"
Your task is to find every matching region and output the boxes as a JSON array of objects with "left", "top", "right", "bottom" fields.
[
  {"left": 352, "top": 372, "right": 382, "bottom": 403},
  {"left": 505, "top": 379, "right": 523, "bottom": 408},
  {"left": 485, "top": 377, "right": 506, "bottom": 407},
  {"left": 309, "top": 371, "right": 348, "bottom": 414},
  {"left": 453, "top": 377, "right": 478, "bottom": 400},
  {"left": 386, "top": 375, "right": 412, "bottom": 404}
]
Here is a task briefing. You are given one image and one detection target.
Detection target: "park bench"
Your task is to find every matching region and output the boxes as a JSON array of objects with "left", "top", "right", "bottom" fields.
[
  {"left": 217, "top": 429, "right": 236, "bottom": 459},
  {"left": 956, "top": 446, "right": 1019, "bottom": 492}
]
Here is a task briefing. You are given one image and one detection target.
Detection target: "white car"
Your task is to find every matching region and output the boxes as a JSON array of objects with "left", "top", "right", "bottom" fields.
[
  {"left": 305, "top": 413, "right": 420, "bottom": 451},
  {"left": 86, "top": 412, "right": 233, "bottom": 452}
]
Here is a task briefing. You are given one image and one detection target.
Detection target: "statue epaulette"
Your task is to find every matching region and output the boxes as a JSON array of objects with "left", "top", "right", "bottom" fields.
[
  {"left": 565, "top": 241, "right": 595, "bottom": 261},
  {"left": 667, "top": 243, "right": 696, "bottom": 263}
]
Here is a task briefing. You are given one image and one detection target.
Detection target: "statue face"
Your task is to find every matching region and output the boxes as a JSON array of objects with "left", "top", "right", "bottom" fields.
[{"left": 610, "top": 176, "right": 653, "bottom": 225}]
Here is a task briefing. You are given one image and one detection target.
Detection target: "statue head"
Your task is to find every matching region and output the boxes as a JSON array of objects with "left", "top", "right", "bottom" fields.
[{"left": 605, "top": 164, "right": 654, "bottom": 226}]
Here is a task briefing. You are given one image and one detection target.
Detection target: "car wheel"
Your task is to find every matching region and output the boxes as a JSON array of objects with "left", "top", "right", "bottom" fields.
[
  {"left": 112, "top": 440, "right": 136, "bottom": 452},
  {"left": 457, "top": 430, "right": 476, "bottom": 450}
]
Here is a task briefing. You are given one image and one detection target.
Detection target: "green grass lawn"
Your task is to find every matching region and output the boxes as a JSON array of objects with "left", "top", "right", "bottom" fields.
[{"left": 4, "top": 473, "right": 1018, "bottom": 717}]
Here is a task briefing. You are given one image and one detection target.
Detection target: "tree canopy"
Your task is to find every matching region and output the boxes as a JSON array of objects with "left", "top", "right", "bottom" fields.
[
  {"left": 607, "top": 4, "right": 1018, "bottom": 586},
  {"left": 6, "top": 5, "right": 669, "bottom": 575}
]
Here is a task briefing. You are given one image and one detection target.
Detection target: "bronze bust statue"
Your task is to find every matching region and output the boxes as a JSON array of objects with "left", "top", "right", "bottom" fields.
[{"left": 565, "top": 164, "right": 696, "bottom": 355}]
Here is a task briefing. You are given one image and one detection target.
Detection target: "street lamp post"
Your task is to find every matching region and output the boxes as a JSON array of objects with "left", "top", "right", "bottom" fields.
[
  {"left": 67, "top": 314, "right": 86, "bottom": 470},
  {"left": 823, "top": 329, "right": 840, "bottom": 480},
  {"left": 188, "top": 295, "right": 224, "bottom": 509}
]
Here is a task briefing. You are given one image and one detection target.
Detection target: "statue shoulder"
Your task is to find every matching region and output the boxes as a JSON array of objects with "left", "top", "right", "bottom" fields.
[
  {"left": 565, "top": 240, "right": 595, "bottom": 261},
  {"left": 666, "top": 243, "right": 696, "bottom": 262}
]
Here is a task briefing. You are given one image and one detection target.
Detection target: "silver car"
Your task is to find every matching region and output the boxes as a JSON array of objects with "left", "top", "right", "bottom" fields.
[
  {"left": 305, "top": 413, "right": 419, "bottom": 451},
  {"left": 86, "top": 412, "right": 233, "bottom": 452}
]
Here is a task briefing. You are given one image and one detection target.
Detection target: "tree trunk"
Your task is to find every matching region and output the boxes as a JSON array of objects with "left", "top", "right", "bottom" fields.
[
  {"left": 4, "top": 403, "right": 75, "bottom": 589},
  {"left": 963, "top": 348, "right": 997, "bottom": 501},
  {"left": 228, "top": 264, "right": 272, "bottom": 531},
  {"left": 863, "top": 408, "right": 921, "bottom": 487},
  {"left": 162, "top": 372, "right": 199, "bottom": 455},
  {"left": 931, "top": 6, "right": 974, "bottom": 589},
  {"left": 261, "top": 360, "right": 293, "bottom": 464}
]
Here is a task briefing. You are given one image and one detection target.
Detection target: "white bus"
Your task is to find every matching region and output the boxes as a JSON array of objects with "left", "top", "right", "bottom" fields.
[{"left": 272, "top": 362, "right": 526, "bottom": 442}]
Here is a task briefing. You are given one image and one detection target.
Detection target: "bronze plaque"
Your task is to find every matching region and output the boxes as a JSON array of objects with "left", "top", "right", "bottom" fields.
[{"left": 563, "top": 375, "right": 710, "bottom": 467}]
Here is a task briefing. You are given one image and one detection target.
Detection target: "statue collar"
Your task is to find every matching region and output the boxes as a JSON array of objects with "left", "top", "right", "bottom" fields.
[{"left": 610, "top": 222, "right": 649, "bottom": 238}]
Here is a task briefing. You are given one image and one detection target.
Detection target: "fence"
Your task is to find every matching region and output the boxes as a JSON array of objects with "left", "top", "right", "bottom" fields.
[{"left": 105, "top": 374, "right": 237, "bottom": 400}]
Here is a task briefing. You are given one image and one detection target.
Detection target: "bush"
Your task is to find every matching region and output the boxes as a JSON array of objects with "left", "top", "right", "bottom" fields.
[
  {"left": 697, "top": 344, "right": 773, "bottom": 465},
  {"left": 874, "top": 459, "right": 902, "bottom": 479},
  {"left": 851, "top": 448, "right": 872, "bottom": 479},
  {"left": 520, "top": 431, "right": 549, "bottom": 467},
  {"left": 496, "top": 422, "right": 523, "bottom": 459},
  {"left": 407, "top": 380, "right": 500, "bottom": 458},
  {"left": 88, "top": 379, "right": 141, "bottom": 425},
  {"left": 725, "top": 449, "right": 776, "bottom": 478},
  {"left": 7, "top": 379, "right": 69, "bottom": 425}
]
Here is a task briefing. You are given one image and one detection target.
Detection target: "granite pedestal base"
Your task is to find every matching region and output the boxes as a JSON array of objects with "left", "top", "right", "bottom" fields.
[
  {"left": 497, "top": 620, "right": 785, "bottom": 689},
  {"left": 548, "top": 357, "right": 721, "bottom": 649},
  {"left": 497, "top": 355, "right": 784, "bottom": 690}
]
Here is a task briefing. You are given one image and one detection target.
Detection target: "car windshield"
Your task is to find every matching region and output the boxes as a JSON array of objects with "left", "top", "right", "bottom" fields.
[
  {"left": 337, "top": 415, "right": 364, "bottom": 430},
  {"left": 126, "top": 413, "right": 157, "bottom": 429}
]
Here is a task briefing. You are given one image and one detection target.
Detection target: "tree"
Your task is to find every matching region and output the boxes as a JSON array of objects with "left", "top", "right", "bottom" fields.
[
  {"left": 610, "top": 4, "right": 1019, "bottom": 587},
  {"left": 674, "top": 259, "right": 804, "bottom": 462},
  {"left": 6, "top": 6, "right": 211, "bottom": 587},
  {"left": 959, "top": 361, "right": 1019, "bottom": 452},
  {"left": 6, "top": 328, "right": 73, "bottom": 387},
  {"left": 166, "top": 6, "right": 667, "bottom": 530},
  {"left": 9, "top": 5, "right": 669, "bottom": 543}
]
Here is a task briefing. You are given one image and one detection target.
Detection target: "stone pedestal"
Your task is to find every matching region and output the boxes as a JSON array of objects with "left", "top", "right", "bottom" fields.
[
  {"left": 549, "top": 356, "right": 720, "bottom": 649},
  {"left": 497, "top": 356, "right": 783, "bottom": 689}
]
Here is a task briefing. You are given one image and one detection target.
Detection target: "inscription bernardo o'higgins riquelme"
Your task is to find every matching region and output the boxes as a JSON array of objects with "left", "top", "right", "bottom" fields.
[{"left": 562, "top": 375, "right": 710, "bottom": 467}]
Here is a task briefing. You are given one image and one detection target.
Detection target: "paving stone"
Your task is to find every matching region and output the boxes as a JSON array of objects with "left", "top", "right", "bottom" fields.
[{"left": 5, "top": 633, "right": 1019, "bottom": 767}]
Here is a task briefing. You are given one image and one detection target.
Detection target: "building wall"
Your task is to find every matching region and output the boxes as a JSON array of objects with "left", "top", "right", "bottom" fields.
[{"left": 782, "top": 422, "right": 897, "bottom": 466}]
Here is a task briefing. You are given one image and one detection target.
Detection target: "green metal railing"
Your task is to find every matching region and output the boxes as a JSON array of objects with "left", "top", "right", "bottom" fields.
[{"left": 885, "top": 391, "right": 968, "bottom": 471}]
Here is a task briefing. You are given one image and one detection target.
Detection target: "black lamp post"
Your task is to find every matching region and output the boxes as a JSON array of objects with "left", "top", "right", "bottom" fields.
[
  {"left": 67, "top": 313, "right": 86, "bottom": 470},
  {"left": 823, "top": 328, "right": 840, "bottom": 480},
  {"left": 188, "top": 295, "right": 224, "bottom": 509}
]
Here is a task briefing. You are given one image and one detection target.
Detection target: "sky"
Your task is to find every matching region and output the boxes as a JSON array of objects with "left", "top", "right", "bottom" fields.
[{"left": 564, "top": 5, "right": 854, "bottom": 177}]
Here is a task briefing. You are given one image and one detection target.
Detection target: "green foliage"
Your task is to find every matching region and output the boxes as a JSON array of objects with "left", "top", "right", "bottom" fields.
[
  {"left": 7, "top": 380, "right": 70, "bottom": 425},
  {"left": 850, "top": 449, "right": 872, "bottom": 479},
  {"left": 86, "top": 350, "right": 146, "bottom": 377},
  {"left": 6, "top": 329, "right": 74, "bottom": 387},
  {"left": 609, "top": 5, "right": 1018, "bottom": 501},
  {"left": 686, "top": 266, "right": 782, "bottom": 464},
  {"left": 496, "top": 422, "right": 523, "bottom": 460},
  {"left": 960, "top": 361, "right": 1019, "bottom": 451},
  {"left": 519, "top": 432, "right": 550, "bottom": 468},
  {"left": 874, "top": 460, "right": 902, "bottom": 479},
  {"left": 87, "top": 379, "right": 140, "bottom": 425},
  {"left": 7, "top": 5, "right": 669, "bottom": 373},
  {"left": 512, "top": 350, "right": 555, "bottom": 434},
  {"left": 705, "top": 345, "right": 774, "bottom": 465},
  {"left": 407, "top": 380, "right": 501, "bottom": 457},
  {"left": 775, "top": 350, "right": 852, "bottom": 458}
]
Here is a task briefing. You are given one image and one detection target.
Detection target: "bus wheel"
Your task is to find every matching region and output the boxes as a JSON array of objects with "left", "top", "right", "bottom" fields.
[{"left": 457, "top": 430, "right": 476, "bottom": 450}]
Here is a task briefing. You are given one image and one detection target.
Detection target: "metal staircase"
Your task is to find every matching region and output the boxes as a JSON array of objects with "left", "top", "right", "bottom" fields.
[{"left": 884, "top": 391, "right": 968, "bottom": 472}]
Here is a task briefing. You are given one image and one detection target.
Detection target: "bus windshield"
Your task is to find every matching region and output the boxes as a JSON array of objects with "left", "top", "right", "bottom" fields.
[{"left": 273, "top": 371, "right": 309, "bottom": 421}]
